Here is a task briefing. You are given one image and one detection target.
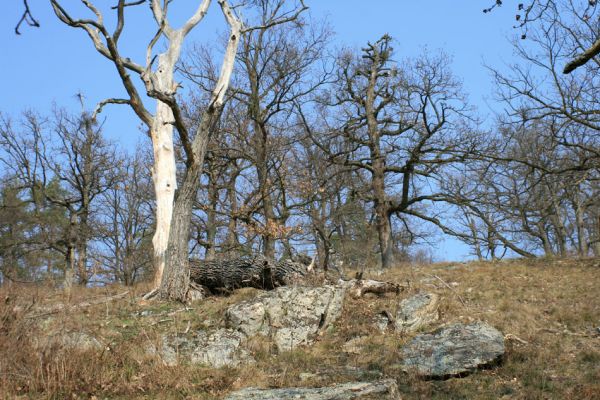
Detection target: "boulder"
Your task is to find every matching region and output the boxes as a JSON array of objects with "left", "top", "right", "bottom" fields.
[
  {"left": 395, "top": 293, "right": 439, "bottom": 333},
  {"left": 226, "top": 285, "right": 346, "bottom": 351},
  {"left": 401, "top": 322, "right": 504, "bottom": 378},
  {"left": 155, "top": 329, "right": 253, "bottom": 367},
  {"left": 224, "top": 379, "right": 399, "bottom": 399}
]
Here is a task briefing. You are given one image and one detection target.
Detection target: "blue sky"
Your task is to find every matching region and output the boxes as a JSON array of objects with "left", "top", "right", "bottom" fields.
[{"left": 0, "top": 1, "right": 523, "bottom": 261}]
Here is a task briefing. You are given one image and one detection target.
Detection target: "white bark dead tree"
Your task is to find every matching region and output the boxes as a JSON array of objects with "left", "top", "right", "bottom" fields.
[
  {"left": 48, "top": 0, "right": 241, "bottom": 297},
  {"left": 49, "top": 0, "right": 306, "bottom": 301}
]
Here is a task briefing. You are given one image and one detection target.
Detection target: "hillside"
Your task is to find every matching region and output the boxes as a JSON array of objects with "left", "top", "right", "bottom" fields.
[{"left": 1, "top": 258, "right": 599, "bottom": 399}]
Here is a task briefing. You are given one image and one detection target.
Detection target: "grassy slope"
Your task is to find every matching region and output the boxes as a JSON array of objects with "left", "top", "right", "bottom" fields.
[{"left": 1, "top": 258, "right": 599, "bottom": 399}]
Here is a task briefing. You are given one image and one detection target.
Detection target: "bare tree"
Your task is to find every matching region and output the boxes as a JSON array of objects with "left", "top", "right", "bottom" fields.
[
  {"left": 181, "top": 1, "right": 327, "bottom": 260},
  {"left": 49, "top": 0, "right": 307, "bottom": 301},
  {"left": 485, "top": 0, "right": 600, "bottom": 73},
  {"left": 455, "top": 1, "right": 600, "bottom": 259},
  {"left": 0, "top": 108, "right": 118, "bottom": 287},
  {"left": 305, "top": 36, "right": 475, "bottom": 268},
  {"left": 96, "top": 148, "right": 154, "bottom": 285}
]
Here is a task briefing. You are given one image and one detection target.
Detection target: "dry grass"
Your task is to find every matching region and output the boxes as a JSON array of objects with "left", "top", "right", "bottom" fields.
[{"left": 1, "top": 258, "right": 599, "bottom": 399}]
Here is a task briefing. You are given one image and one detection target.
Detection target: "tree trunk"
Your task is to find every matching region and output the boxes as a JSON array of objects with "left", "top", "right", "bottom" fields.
[
  {"left": 64, "top": 212, "right": 78, "bottom": 290},
  {"left": 150, "top": 102, "right": 177, "bottom": 290},
  {"left": 372, "top": 154, "right": 394, "bottom": 268},
  {"left": 77, "top": 210, "right": 89, "bottom": 286},
  {"left": 467, "top": 216, "right": 483, "bottom": 261},
  {"left": 573, "top": 197, "right": 588, "bottom": 257},
  {"left": 225, "top": 180, "right": 240, "bottom": 255},
  {"left": 150, "top": 54, "right": 179, "bottom": 290},
  {"left": 77, "top": 244, "right": 88, "bottom": 286},
  {"left": 160, "top": 104, "right": 215, "bottom": 301},
  {"left": 205, "top": 168, "right": 219, "bottom": 260},
  {"left": 160, "top": 158, "right": 205, "bottom": 301},
  {"left": 377, "top": 210, "right": 394, "bottom": 269},
  {"left": 255, "top": 125, "right": 276, "bottom": 259},
  {"left": 189, "top": 255, "right": 311, "bottom": 292},
  {"left": 159, "top": 5, "right": 241, "bottom": 301}
]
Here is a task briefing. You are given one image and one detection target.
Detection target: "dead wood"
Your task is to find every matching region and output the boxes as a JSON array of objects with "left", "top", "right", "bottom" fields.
[
  {"left": 189, "top": 255, "right": 311, "bottom": 292},
  {"left": 344, "top": 278, "right": 404, "bottom": 298}
]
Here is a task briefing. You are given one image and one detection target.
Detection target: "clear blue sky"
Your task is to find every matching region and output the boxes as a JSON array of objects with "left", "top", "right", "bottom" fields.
[{"left": 0, "top": 1, "right": 522, "bottom": 261}]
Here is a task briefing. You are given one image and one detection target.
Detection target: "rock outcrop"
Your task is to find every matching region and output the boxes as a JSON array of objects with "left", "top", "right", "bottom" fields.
[
  {"left": 395, "top": 292, "right": 439, "bottom": 333},
  {"left": 155, "top": 329, "right": 253, "bottom": 367},
  {"left": 152, "top": 285, "right": 347, "bottom": 366},
  {"left": 401, "top": 322, "right": 505, "bottom": 378},
  {"left": 224, "top": 379, "right": 399, "bottom": 399},
  {"left": 226, "top": 285, "right": 346, "bottom": 351}
]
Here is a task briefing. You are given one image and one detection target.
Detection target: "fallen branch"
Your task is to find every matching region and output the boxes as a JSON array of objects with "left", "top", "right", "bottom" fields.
[
  {"left": 504, "top": 333, "right": 528, "bottom": 345},
  {"left": 25, "top": 291, "right": 130, "bottom": 319},
  {"left": 343, "top": 279, "right": 403, "bottom": 298},
  {"left": 428, "top": 274, "right": 468, "bottom": 308}
]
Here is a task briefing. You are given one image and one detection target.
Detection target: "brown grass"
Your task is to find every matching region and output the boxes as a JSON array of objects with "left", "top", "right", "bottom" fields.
[{"left": 1, "top": 258, "right": 599, "bottom": 399}]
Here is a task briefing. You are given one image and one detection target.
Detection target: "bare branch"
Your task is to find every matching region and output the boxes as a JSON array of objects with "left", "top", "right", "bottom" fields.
[
  {"left": 15, "top": 0, "right": 40, "bottom": 35},
  {"left": 563, "top": 37, "right": 600, "bottom": 74}
]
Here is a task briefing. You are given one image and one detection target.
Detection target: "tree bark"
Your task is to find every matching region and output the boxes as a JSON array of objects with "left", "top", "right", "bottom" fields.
[
  {"left": 189, "top": 255, "right": 311, "bottom": 292},
  {"left": 160, "top": 161, "right": 203, "bottom": 301},
  {"left": 160, "top": 2, "right": 242, "bottom": 301},
  {"left": 159, "top": 112, "right": 212, "bottom": 301},
  {"left": 150, "top": 57, "right": 178, "bottom": 290},
  {"left": 205, "top": 167, "right": 219, "bottom": 260}
]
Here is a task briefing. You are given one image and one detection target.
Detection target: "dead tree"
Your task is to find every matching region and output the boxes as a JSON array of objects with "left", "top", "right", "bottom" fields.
[
  {"left": 50, "top": 0, "right": 306, "bottom": 301},
  {"left": 189, "top": 255, "right": 313, "bottom": 292}
]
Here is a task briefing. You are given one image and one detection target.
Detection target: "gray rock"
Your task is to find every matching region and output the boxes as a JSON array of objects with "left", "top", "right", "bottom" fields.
[
  {"left": 155, "top": 329, "right": 253, "bottom": 367},
  {"left": 224, "top": 379, "right": 399, "bottom": 399},
  {"left": 402, "top": 322, "right": 505, "bottom": 378},
  {"left": 395, "top": 293, "right": 439, "bottom": 333},
  {"left": 374, "top": 312, "right": 392, "bottom": 333},
  {"left": 226, "top": 285, "right": 346, "bottom": 351}
]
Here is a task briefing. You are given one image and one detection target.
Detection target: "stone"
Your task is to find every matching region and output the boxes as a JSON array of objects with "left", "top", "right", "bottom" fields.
[
  {"left": 374, "top": 312, "right": 392, "bottom": 333},
  {"left": 150, "top": 284, "right": 348, "bottom": 367},
  {"left": 226, "top": 285, "right": 346, "bottom": 351},
  {"left": 401, "top": 322, "right": 505, "bottom": 378},
  {"left": 223, "top": 379, "right": 399, "bottom": 399},
  {"left": 395, "top": 293, "right": 439, "bottom": 333},
  {"left": 155, "top": 329, "right": 253, "bottom": 367}
]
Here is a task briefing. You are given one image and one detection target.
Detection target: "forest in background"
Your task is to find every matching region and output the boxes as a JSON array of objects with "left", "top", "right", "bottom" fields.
[{"left": 1, "top": 0, "right": 599, "bottom": 288}]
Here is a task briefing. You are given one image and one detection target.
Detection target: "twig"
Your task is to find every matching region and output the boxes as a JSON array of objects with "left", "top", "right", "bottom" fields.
[
  {"left": 167, "top": 307, "right": 194, "bottom": 317},
  {"left": 150, "top": 318, "right": 173, "bottom": 326},
  {"left": 428, "top": 274, "right": 468, "bottom": 308},
  {"left": 15, "top": 0, "right": 40, "bottom": 35}
]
